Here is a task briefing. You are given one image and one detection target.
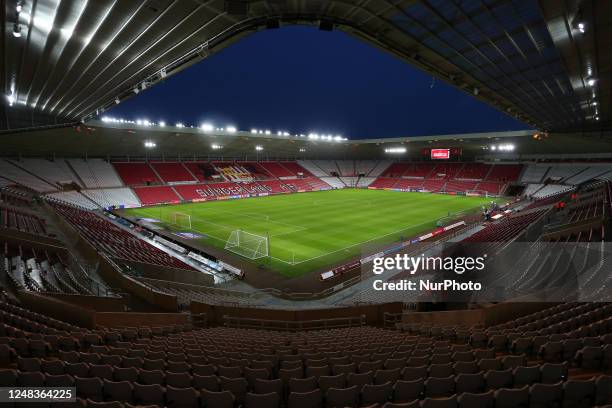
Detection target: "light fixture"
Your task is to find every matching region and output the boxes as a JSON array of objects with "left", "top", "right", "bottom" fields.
[
  {"left": 12, "top": 23, "right": 22, "bottom": 38},
  {"left": 114, "top": 98, "right": 120, "bottom": 104},
  {"left": 255, "top": 145, "right": 263, "bottom": 151},
  {"left": 211, "top": 144, "right": 222, "bottom": 150},
  {"left": 251, "top": 129, "right": 257, "bottom": 134},
  {"left": 133, "top": 87, "right": 139, "bottom": 94},
  {"left": 226, "top": 126, "right": 237, "bottom": 133},
  {"left": 144, "top": 141, "right": 156, "bottom": 148},
  {"left": 577, "top": 22, "right": 585, "bottom": 33},
  {"left": 6, "top": 93, "right": 15, "bottom": 106},
  {"left": 200, "top": 123, "right": 214, "bottom": 132},
  {"left": 299, "top": 148, "right": 306, "bottom": 152},
  {"left": 16, "top": 1, "right": 23, "bottom": 13},
  {"left": 158, "top": 121, "right": 165, "bottom": 127},
  {"left": 586, "top": 77, "right": 596, "bottom": 87},
  {"left": 264, "top": 130, "right": 271, "bottom": 135},
  {"left": 384, "top": 147, "right": 407, "bottom": 154},
  {"left": 175, "top": 123, "right": 184, "bottom": 128}
]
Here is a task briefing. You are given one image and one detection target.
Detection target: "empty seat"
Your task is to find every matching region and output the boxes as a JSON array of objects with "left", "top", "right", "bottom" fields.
[
  {"left": 402, "top": 365, "right": 428, "bottom": 381},
  {"left": 138, "top": 369, "right": 165, "bottom": 385},
  {"left": 102, "top": 379, "right": 133, "bottom": 402},
  {"left": 326, "top": 386, "right": 359, "bottom": 408},
  {"left": 288, "top": 389, "right": 322, "bottom": 408},
  {"left": 133, "top": 383, "right": 165, "bottom": 407},
  {"left": 393, "top": 378, "right": 424, "bottom": 402},
  {"left": 494, "top": 385, "right": 529, "bottom": 408},
  {"left": 529, "top": 382, "right": 562, "bottom": 408},
  {"left": 485, "top": 369, "right": 513, "bottom": 390},
  {"left": 201, "top": 389, "right": 235, "bottom": 408},
  {"left": 429, "top": 363, "right": 454, "bottom": 378},
  {"left": 425, "top": 375, "right": 454, "bottom": 398},
  {"left": 479, "top": 358, "right": 502, "bottom": 372},
  {"left": 455, "top": 372, "right": 485, "bottom": 394},
  {"left": 513, "top": 366, "right": 540, "bottom": 387},
  {"left": 375, "top": 368, "right": 401, "bottom": 384},
  {"left": 595, "top": 375, "right": 612, "bottom": 406},
  {"left": 46, "top": 373, "right": 74, "bottom": 387},
  {"left": 575, "top": 346, "right": 603, "bottom": 369},
  {"left": 114, "top": 367, "right": 138, "bottom": 382},
  {"left": 166, "top": 385, "right": 199, "bottom": 408},
  {"left": 540, "top": 363, "right": 567, "bottom": 384},
  {"left": 18, "top": 371, "right": 45, "bottom": 386},
  {"left": 76, "top": 377, "right": 104, "bottom": 401},
  {"left": 245, "top": 391, "right": 280, "bottom": 408},
  {"left": 253, "top": 378, "right": 282, "bottom": 396},
  {"left": 562, "top": 379, "right": 595, "bottom": 408},
  {"left": 166, "top": 372, "right": 192, "bottom": 388},
  {"left": 502, "top": 355, "right": 526, "bottom": 370},
  {"left": 347, "top": 371, "right": 374, "bottom": 388},
  {"left": 362, "top": 381, "right": 393, "bottom": 405},
  {"left": 290, "top": 376, "right": 318, "bottom": 393},
  {"left": 319, "top": 374, "right": 345, "bottom": 393},
  {"left": 457, "top": 390, "right": 494, "bottom": 408},
  {"left": 421, "top": 395, "right": 457, "bottom": 408}
]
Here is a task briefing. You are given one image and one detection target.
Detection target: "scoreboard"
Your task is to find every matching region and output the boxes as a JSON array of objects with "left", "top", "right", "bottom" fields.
[{"left": 422, "top": 148, "right": 462, "bottom": 159}]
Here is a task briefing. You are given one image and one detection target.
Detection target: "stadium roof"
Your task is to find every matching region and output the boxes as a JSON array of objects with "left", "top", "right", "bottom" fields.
[
  {"left": 1, "top": 121, "right": 612, "bottom": 158},
  {"left": 2, "top": 0, "right": 609, "bottom": 133}
]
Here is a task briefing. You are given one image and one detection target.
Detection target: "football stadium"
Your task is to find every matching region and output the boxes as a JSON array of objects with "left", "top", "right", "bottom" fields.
[{"left": 1, "top": 1, "right": 612, "bottom": 407}]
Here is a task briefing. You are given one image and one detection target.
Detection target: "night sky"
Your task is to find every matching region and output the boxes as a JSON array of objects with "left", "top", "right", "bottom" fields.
[{"left": 108, "top": 26, "right": 528, "bottom": 140}]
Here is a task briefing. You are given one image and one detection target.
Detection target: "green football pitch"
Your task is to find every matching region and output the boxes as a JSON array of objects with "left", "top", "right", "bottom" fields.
[{"left": 124, "top": 189, "right": 494, "bottom": 277}]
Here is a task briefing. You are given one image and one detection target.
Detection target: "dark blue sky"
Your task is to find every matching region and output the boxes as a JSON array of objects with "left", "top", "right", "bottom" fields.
[{"left": 109, "top": 25, "right": 528, "bottom": 139}]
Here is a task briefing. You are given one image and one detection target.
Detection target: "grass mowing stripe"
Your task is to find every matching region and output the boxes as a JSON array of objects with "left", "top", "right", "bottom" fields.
[{"left": 124, "top": 189, "right": 495, "bottom": 277}]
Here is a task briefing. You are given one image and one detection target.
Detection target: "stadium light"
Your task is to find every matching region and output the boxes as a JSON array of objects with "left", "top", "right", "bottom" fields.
[
  {"left": 158, "top": 121, "right": 165, "bottom": 127},
  {"left": 255, "top": 145, "right": 263, "bottom": 151},
  {"left": 384, "top": 147, "right": 407, "bottom": 154},
  {"left": 211, "top": 144, "right": 222, "bottom": 150},
  {"left": 144, "top": 141, "right": 156, "bottom": 148},
  {"left": 16, "top": 1, "right": 23, "bottom": 13},
  {"left": 577, "top": 22, "right": 585, "bottom": 33},
  {"left": 200, "top": 123, "right": 214, "bottom": 132},
  {"left": 586, "top": 77, "right": 596, "bottom": 87},
  {"left": 264, "top": 130, "right": 271, "bottom": 135},
  {"left": 251, "top": 129, "right": 257, "bottom": 134},
  {"left": 299, "top": 148, "right": 306, "bottom": 152},
  {"left": 114, "top": 98, "right": 120, "bottom": 105},
  {"left": 133, "top": 87, "right": 139, "bottom": 94},
  {"left": 175, "top": 123, "right": 184, "bottom": 128},
  {"left": 226, "top": 126, "right": 237, "bottom": 133}
]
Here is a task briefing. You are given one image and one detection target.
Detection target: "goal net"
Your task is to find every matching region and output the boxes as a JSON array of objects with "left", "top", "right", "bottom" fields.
[
  {"left": 171, "top": 212, "right": 192, "bottom": 230},
  {"left": 225, "top": 230, "right": 269, "bottom": 259}
]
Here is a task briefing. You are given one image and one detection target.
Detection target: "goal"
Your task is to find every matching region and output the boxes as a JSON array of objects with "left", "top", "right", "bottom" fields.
[
  {"left": 171, "top": 212, "right": 192, "bottom": 230},
  {"left": 225, "top": 230, "right": 269, "bottom": 259}
]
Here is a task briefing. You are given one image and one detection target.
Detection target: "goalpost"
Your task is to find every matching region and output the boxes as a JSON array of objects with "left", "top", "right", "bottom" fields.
[
  {"left": 225, "top": 230, "right": 269, "bottom": 259},
  {"left": 171, "top": 212, "right": 192, "bottom": 230}
]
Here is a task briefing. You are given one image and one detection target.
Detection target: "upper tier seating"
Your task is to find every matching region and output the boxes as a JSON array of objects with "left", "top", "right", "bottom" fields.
[
  {"left": 12, "top": 159, "right": 82, "bottom": 187},
  {"left": 485, "top": 164, "right": 523, "bottom": 182},
  {"left": 51, "top": 203, "right": 193, "bottom": 270},
  {"left": 0, "top": 160, "right": 57, "bottom": 192},
  {"left": 521, "top": 165, "right": 550, "bottom": 183},
  {"left": 281, "top": 162, "right": 314, "bottom": 177},
  {"left": 68, "top": 159, "right": 124, "bottom": 188},
  {"left": 133, "top": 187, "right": 181, "bottom": 206},
  {"left": 82, "top": 188, "right": 141, "bottom": 208},
  {"left": 336, "top": 161, "right": 356, "bottom": 176},
  {"left": 567, "top": 165, "right": 612, "bottom": 185},
  {"left": 258, "top": 162, "right": 294, "bottom": 178},
  {"left": 456, "top": 163, "right": 491, "bottom": 180},
  {"left": 241, "top": 162, "right": 273, "bottom": 179},
  {"left": 113, "top": 163, "right": 161, "bottom": 186},
  {"left": 430, "top": 163, "right": 463, "bottom": 179},
  {"left": 183, "top": 162, "right": 217, "bottom": 182},
  {"left": 150, "top": 163, "right": 196, "bottom": 183},
  {"left": 297, "top": 160, "right": 329, "bottom": 178},
  {"left": 381, "top": 163, "right": 413, "bottom": 178}
]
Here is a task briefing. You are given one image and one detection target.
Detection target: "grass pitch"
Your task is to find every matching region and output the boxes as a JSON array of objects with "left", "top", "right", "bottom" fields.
[{"left": 124, "top": 189, "right": 494, "bottom": 277}]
